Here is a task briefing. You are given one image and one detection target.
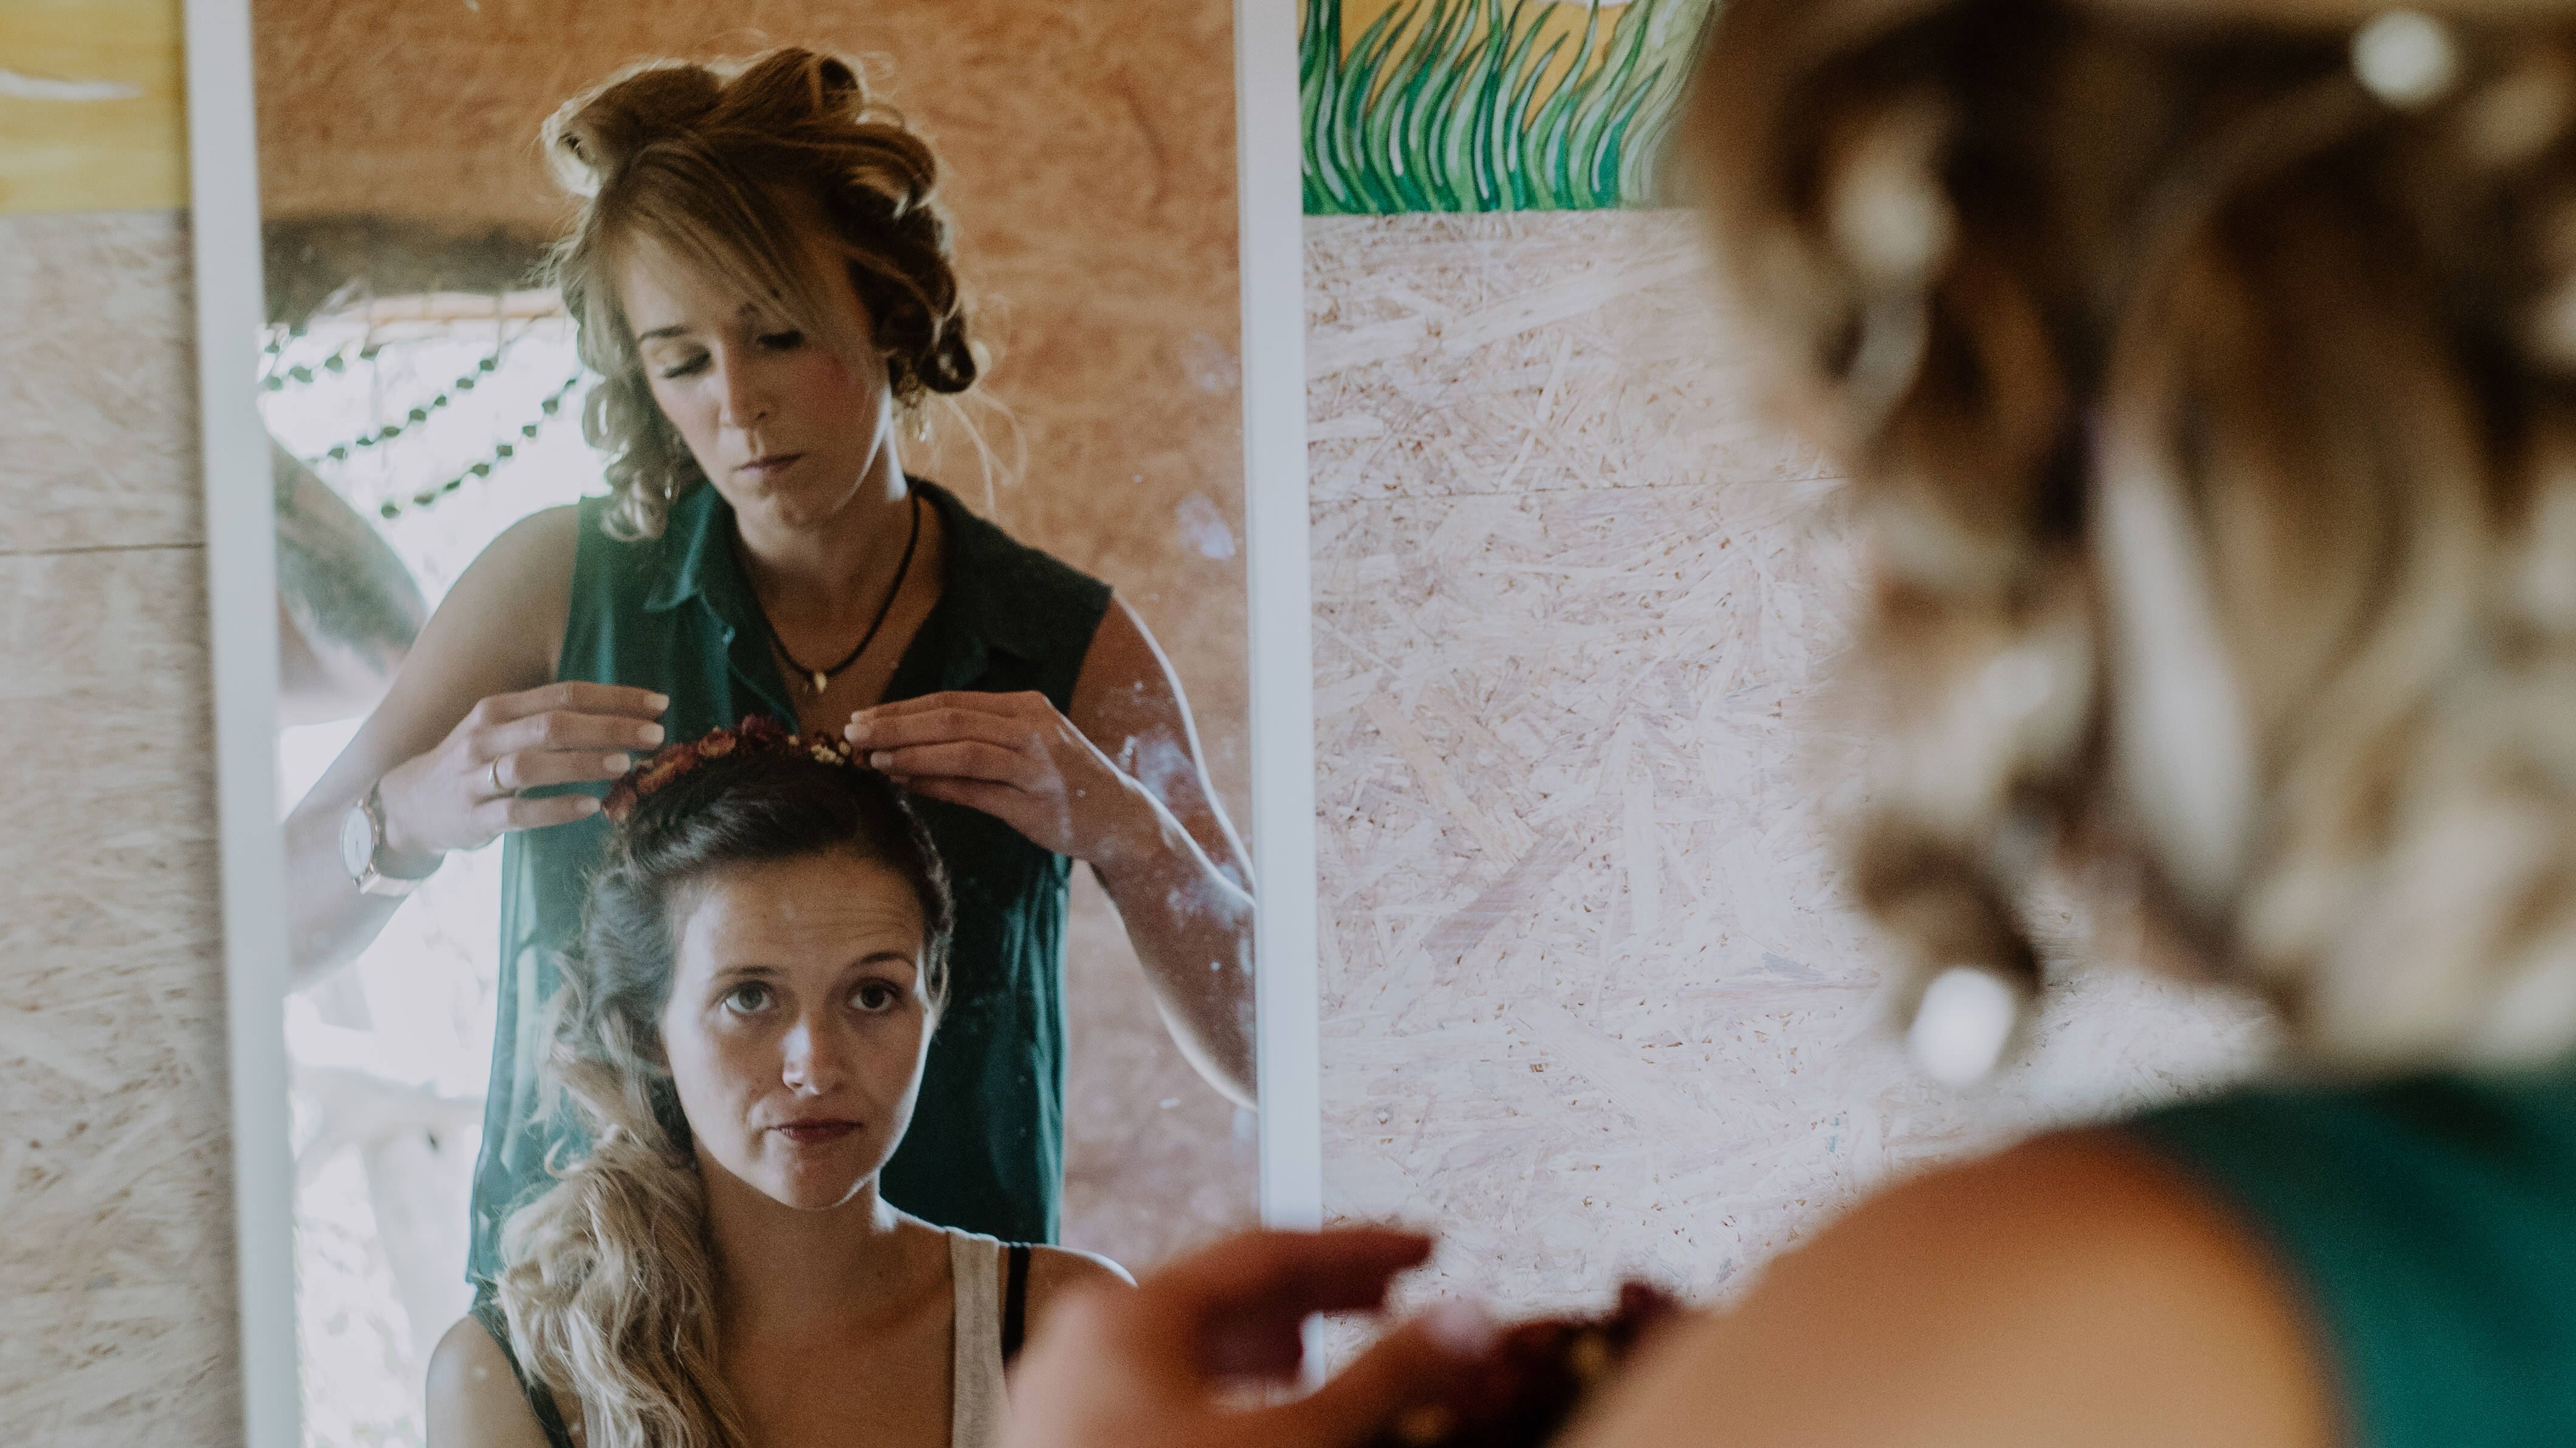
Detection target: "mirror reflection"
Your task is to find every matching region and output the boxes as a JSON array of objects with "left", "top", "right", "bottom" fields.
[{"left": 252, "top": 13, "right": 1256, "bottom": 1444}]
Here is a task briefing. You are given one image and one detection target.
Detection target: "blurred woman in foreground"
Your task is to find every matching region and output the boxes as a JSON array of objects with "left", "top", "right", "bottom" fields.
[{"left": 1004, "top": 2, "right": 2576, "bottom": 1444}]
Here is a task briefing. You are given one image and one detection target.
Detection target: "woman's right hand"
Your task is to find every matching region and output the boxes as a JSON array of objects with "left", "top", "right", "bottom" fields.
[
  {"left": 373, "top": 682, "right": 668, "bottom": 862},
  {"left": 1007, "top": 1228, "right": 1493, "bottom": 1448}
]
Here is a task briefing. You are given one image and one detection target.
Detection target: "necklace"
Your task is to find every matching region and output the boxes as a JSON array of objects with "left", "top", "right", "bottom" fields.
[{"left": 760, "top": 491, "right": 923, "bottom": 695}]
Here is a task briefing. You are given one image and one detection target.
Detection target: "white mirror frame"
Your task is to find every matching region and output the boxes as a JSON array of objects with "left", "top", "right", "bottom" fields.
[{"left": 183, "top": 1, "right": 1320, "bottom": 1440}]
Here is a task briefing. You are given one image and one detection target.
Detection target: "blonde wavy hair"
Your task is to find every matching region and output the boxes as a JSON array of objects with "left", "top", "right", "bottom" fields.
[
  {"left": 492, "top": 749, "right": 954, "bottom": 1448},
  {"left": 1691, "top": 0, "right": 2576, "bottom": 1072},
  {"left": 543, "top": 47, "right": 979, "bottom": 541}
]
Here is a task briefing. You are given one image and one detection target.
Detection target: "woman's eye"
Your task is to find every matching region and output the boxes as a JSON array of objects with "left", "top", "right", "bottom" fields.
[
  {"left": 722, "top": 983, "right": 772, "bottom": 1015},
  {"left": 853, "top": 982, "right": 900, "bottom": 1013},
  {"left": 756, "top": 330, "right": 805, "bottom": 351},
  {"left": 657, "top": 353, "right": 710, "bottom": 380}
]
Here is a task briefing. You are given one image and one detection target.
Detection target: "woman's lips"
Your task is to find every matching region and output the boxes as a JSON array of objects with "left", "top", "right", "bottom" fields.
[
  {"left": 739, "top": 452, "right": 804, "bottom": 479},
  {"left": 772, "top": 1119, "right": 860, "bottom": 1145}
]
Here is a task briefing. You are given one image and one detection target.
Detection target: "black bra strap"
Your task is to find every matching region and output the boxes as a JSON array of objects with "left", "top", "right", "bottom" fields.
[{"left": 1001, "top": 1243, "right": 1032, "bottom": 1364}]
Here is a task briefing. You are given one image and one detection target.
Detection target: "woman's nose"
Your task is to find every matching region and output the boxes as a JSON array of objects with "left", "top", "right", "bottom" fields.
[
  {"left": 778, "top": 1014, "right": 849, "bottom": 1095},
  {"left": 715, "top": 352, "right": 773, "bottom": 429}
]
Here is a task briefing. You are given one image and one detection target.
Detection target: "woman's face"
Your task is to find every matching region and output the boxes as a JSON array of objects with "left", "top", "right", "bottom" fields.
[
  {"left": 618, "top": 233, "right": 898, "bottom": 535},
  {"left": 658, "top": 849, "right": 934, "bottom": 1212}
]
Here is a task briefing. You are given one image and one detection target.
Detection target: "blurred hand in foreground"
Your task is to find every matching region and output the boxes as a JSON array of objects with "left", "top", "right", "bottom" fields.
[{"left": 1005, "top": 1228, "right": 1495, "bottom": 1448}]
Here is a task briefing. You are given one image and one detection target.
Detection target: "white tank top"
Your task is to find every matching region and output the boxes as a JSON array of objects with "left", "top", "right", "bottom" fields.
[{"left": 947, "top": 1231, "right": 1016, "bottom": 1448}]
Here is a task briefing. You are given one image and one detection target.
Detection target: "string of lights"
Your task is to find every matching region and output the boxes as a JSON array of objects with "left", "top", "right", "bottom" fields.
[
  {"left": 381, "top": 371, "right": 584, "bottom": 520},
  {"left": 263, "top": 319, "right": 587, "bottom": 521}
]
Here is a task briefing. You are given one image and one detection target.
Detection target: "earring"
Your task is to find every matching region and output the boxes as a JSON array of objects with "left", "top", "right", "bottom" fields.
[{"left": 2353, "top": 10, "right": 2459, "bottom": 111}]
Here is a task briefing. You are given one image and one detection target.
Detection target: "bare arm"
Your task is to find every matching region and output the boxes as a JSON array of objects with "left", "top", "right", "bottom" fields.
[
  {"left": 843, "top": 598, "right": 1258, "bottom": 1107},
  {"left": 1557, "top": 1129, "right": 2338, "bottom": 1448},
  {"left": 1064, "top": 599, "right": 1258, "bottom": 1107},
  {"left": 282, "top": 507, "right": 666, "bottom": 989},
  {"left": 425, "top": 1317, "right": 554, "bottom": 1448}
]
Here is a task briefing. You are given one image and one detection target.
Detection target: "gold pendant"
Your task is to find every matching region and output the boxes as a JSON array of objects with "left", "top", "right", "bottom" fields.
[{"left": 811, "top": 669, "right": 831, "bottom": 694}]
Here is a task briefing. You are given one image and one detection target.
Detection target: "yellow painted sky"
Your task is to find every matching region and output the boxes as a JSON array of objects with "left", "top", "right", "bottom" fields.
[
  {"left": 1332, "top": 0, "right": 1636, "bottom": 109},
  {"left": 0, "top": 0, "right": 187, "bottom": 214}
]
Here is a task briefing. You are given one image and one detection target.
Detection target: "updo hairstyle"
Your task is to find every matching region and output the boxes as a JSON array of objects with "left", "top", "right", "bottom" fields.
[
  {"left": 543, "top": 47, "right": 978, "bottom": 540},
  {"left": 1691, "top": 0, "right": 2576, "bottom": 1071}
]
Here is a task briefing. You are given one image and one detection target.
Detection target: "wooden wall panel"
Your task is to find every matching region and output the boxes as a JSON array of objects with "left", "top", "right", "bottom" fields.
[
  {"left": 0, "top": 0, "right": 187, "bottom": 215},
  {"left": 1305, "top": 211, "right": 2272, "bottom": 1311},
  {"left": 0, "top": 212, "right": 239, "bottom": 1444}
]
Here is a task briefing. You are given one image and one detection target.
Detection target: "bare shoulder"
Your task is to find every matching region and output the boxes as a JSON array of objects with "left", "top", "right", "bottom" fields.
[
  {"left": 454, "top": 503, "right": 581, "bottom": 613},
  {"left": 1024, "top": 1243, "right": 1136, "bottom": 1322},
  {"left": 1070, "top": 595, "right": 1183, "bottom": 723},
  {"left": 1558, "top": 1130, "right": 2337, "bottom": 1448},
  {"left": 425, "top": 1315, "right": 553, "bottom": 1448},
  {"left": 408, "top": 503, "right": 584, "bottom": 691}
]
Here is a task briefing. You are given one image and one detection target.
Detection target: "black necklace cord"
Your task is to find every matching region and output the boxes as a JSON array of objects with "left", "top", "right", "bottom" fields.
[{"left": 762, "top": 490, "right": 924, "bottom": 695}]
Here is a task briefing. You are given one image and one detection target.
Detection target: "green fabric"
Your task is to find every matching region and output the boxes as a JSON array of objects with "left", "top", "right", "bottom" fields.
[
  {"left": 2131, "top": 1062, "right": 2576, "bottom": 1447},
  {"left": 467, "top": 478, "right": 1110, "bottom": 1286}
]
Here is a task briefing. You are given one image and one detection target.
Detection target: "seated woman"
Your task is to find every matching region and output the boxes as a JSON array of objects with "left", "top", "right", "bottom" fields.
[{"left": 426, "top": 718, "right": 1127, "bottom": 1448}]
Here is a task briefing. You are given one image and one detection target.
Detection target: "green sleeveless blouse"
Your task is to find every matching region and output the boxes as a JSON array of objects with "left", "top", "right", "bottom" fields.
[
  {"left": 466, "top": 479, "right": 1109, "bottom": 1285},
  {"left": 2132, "top": 1062, "right": 2576, "bottom": 1446}
]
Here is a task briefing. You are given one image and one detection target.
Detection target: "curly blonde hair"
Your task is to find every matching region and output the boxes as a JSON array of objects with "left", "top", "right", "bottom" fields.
[
  {"left": 492, "top": 750, "right": 953, "bottom": 1448},
  {"left": 1691, "top": 0, "right": 2576, "bottom": 1072},
  {"left": 542, "top": 47, "right": 978, "bottom": 541}
]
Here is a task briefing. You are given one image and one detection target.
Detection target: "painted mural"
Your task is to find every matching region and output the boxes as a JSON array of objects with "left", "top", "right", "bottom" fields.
[{"left": 1300, "top": 0, "right": 1716, "bottom": 214}]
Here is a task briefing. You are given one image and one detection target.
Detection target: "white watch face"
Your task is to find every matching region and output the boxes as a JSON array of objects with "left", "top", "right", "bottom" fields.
[{"left": 341, "top": 799, "right": 376, "bottom": 882}]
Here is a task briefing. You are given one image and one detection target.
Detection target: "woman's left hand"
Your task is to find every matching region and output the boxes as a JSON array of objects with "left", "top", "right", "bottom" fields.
[{"left": 847, "top": 691, "right": 1153, "bottom": 862}]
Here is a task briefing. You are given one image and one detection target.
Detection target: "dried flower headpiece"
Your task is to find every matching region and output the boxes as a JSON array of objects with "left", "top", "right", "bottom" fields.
[{"left": 602, "top": 714, "right": 862, "bottom": 823}]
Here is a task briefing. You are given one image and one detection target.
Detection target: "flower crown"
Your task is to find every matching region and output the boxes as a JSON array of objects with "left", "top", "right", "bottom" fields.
[{"left": 602, "top": 714, "right": 861, "bottom": 823}]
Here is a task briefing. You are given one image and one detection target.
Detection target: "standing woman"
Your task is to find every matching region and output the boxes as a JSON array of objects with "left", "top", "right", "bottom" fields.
[{"left": 279, "top": 48, "right": 1255, "bottom": 1285}]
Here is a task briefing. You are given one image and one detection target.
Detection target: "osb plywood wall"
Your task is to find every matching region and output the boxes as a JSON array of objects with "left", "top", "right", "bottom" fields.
[
  {"left": 248, "top": 0, "right": 1258, "bottom": 1264},
  {"left": 1305, "top": 212, "right": 2273, "bottom": 1310},
  {"left": 0, "top": 213, "right": 241, "bottom": 1443}
]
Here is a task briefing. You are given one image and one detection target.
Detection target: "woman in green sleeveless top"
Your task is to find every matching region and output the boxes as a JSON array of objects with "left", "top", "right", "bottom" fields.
[
  {"left": 1003, "top": 5, "right": 2576, "bottom": 1447},
  {"left": 278, "top": 50, "right": 1255, "bottom": 1284}
]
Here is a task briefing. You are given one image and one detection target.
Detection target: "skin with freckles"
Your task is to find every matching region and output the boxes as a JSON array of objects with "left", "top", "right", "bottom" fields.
[
  {"left": 620, "top": 232, "right": 907, "bottom": 570},
  {"left": 285, "top": 186, "right": 1258, "bottom": 1109},
  {"left": 660, "top": 850, "right": 934, "bottom": 1211},
  {"left": 621, "top": 224, "right": 1259, "bottom": 1106},
  {"left": 428, "top": 849, "right": 1131, "bottom": 1448}
]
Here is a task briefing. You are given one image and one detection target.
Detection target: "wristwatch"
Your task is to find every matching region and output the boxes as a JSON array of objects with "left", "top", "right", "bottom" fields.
[{"left": 340, "top": 780, "right": 437, "bottom": 897}]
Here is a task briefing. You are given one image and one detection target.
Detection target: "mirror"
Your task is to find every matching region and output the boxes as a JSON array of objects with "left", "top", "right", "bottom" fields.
[{"left": 190, "top": 2, "right": 1310, "bottom": 1441}]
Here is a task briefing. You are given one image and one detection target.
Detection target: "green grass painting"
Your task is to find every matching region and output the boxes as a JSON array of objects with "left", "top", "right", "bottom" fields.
[{"left": 1301, "top": 0, "right": 1716, "bottom": 214}]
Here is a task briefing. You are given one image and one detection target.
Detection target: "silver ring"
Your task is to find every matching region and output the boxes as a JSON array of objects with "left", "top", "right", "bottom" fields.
[{"left": 488, "top": 758, "right": 507, "bottom": 797}]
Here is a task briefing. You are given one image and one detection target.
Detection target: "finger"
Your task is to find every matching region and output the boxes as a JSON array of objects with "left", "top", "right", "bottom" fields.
[
  {"left": 476, "top": 793, "right": 603, "bottom": 835},
  {"left": 846, "top": 703, "right": 1045, "bottom": 751},
  {"left": 482, "top": 708, "right": 668, "bottom": 759},
  {"left": 868, "top": 740, "right": 1044, "bottom": 788},
  {"left": 1249, "top": 1307, "right": 1496, "bottom": 1448},
  {"left": 491, "top": 748, "right": 637, "bottom": 793},
  {"left": 892, "top": 775, "right": 1033, "bottom": 822},
  {"left": 476, "top": 682, "right": 668, "bottom": 726},
  {"left": 854, "top": 688, "right": 1047, "bottom": 718},
  {"left": 1154, "top": 1229, "right": 1436, "bottom": 1321},
  {"left": 1122, "top": 1229, "right": 1436, "bottom": 1364}
]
